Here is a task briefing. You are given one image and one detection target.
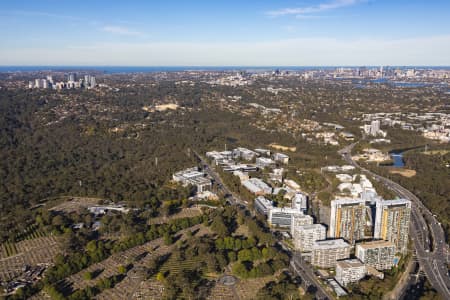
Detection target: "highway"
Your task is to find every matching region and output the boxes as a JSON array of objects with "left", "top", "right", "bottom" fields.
[
  {"left": 193, "top": 151, "right": 334, "bottom": 299},
  {"left": 339, "top": 143, "right": 450, "bottom": 299}
]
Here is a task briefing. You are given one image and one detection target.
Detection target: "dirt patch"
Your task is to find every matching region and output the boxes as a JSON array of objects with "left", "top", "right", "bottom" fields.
[
  {"left": 268, "top": 143, "right": 296, "bottom": 152},
  {"left": 423, "top": 150, "right": 449, "bottom": 156},
  {"left": 389, "top": 169, "right": 416, "bottom": 177},
  {"left": 49, "top": 197, "right": 103, "bottom": 213},
  {"left": 147, "top": 207, "right": 203, "bottom": 225},
  {"left": 142, "top": 103, "right": 179, "bottom": 112}
]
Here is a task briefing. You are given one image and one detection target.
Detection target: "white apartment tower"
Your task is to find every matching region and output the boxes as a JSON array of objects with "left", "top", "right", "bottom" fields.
[
  {"left": 311, "top": 239, "right": 351, "bottom": 268},
  {"left": 329, "top": 198, "right": 367, "bottom": 244},
  {"left": 335, "top": 259, "right": 367, "bottom": 287},
  {"left": 292, "top": 223, "right": 327, "bottom": 252},
  {"left": 356, "top": 240, "right": 396, "bottom": 270},
  {"left": 374, "top": 199, "right": 411, "bottom": 254}
]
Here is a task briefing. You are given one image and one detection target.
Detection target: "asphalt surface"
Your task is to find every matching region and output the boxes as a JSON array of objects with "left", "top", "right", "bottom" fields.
[{"left": 339, "top": 143, "right": 450, "bottom": 299}]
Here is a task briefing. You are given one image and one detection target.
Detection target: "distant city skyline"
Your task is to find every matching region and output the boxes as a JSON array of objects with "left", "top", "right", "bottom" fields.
[{"left": 1, "top": 0, "right": 450, "bottom": 66}]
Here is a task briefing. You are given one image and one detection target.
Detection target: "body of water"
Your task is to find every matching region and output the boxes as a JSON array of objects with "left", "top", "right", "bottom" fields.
[
  {"left": 390, "top": 152, "right": 405, "bottom": 167},
  {"left": 0, "top": 66, "right": 339, "bottom": 74},
  {"left": 2, "top": 66, "right": 450, "bottom": 74}
]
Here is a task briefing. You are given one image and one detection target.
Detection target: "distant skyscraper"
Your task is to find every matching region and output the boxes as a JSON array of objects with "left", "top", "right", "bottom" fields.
[
  {"left": 83, "top": 75, "right": 96, "bottom": 88},
  {"left": 329, "top": 198, "right": 367, "bottom": 244},
  {"left": 370, "top": 120, "right": 380, "bottom": 136},
  {"left": 68, "top": 73, "right": 76, "bottom": 82},
  {"left": 89, "top": 76, "right": 96, "bottom": 87},
  {"left": 374, "top": 199, "right": 411, "bottom": 254},
  {"left": 364, "top": 120, "right": 381, "bottom": 136}
]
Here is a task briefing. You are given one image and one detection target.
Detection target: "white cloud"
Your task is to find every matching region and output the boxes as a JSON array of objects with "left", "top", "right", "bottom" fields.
[
  {"left": 1, "top": 35, "right": 450, "bottom": 66},
  {"left": 101, "top": 26, "right": 143, "bottom": 36},
  {"left": 267, "top": 0, "right": 364, "bottom": 17}
]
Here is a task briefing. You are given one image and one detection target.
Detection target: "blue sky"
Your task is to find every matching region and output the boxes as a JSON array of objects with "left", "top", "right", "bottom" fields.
[{"left": 1, "top": 0, "right": 450, "bottom": 66}]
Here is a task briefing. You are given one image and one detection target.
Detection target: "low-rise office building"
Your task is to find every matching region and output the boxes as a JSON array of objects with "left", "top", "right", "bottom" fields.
[
  {"left": 172, "top": 167, "right": 212, "bottom": 193},
  {"left": 233, "top": 147, "right": 257, "bottom": 161},
  {"left": 254, "top": 196, "right": 274, "bottom": 215},
  {"left": 242, "top": 178, "right": 272, "bottom": 195},
  {"left": 256, "top": 157, "right": 275, "bottom": 169},
  {"left": 273, "top": 152, "right": 289, "bottom": 164}
]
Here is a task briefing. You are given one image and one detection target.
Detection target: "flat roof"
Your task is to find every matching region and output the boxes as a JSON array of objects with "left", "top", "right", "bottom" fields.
[
  {"left": 332, "top": 197, "right": 366, "bottom": 205},
  {"left": 356, "top": 240, "right": 395, "bottom": 249},
  {"left": 336, "top": 259, "right": 365, "bottom": 269},
  {"left": 378, "top": 199, "right": 411, "bottom": 206},
  {"left": 297, "top": 223, "right": 326, "bottom": 230},
  {"left": 270, "top": 207, "right": 304, "bottom": 215},
  {"left": 313, "top": 239, "right": 350, "bottom": 250}
]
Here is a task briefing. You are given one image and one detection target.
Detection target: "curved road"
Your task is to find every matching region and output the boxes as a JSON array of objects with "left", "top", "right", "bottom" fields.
[{"left": 339, "top": 143, "right": 450, "bottom": 299}]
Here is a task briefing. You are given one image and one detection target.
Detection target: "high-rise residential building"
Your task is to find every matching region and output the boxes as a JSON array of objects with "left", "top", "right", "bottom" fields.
[
  {"left": 291, "top": 213, "right": 314, "bottom": 230},
  {"left": 335, "top": 259, "right": 367, "bottom": 287},
  {"left": 364, "top": 120, "right": 382, "bottom": 136},
  {"left": 291, "top": 192, "right": 308, "bottom": 213},
  {"left": 374, "top": 199, "right": 411, "bottom": 254},
  {"left": 355, "top": 240, "right": 396, "bottom": 270},
  {"left": 83, "top": 75, "right": 97, "bottom": 88},
  {"left": 89, "top": 76, "right": 96, "bottom": 87},
  {"left": 292, "top": 223, "right": 326, "bottom": 252},
  {"left": 371, "top": 120, "right": 380, "bottom": 136},
  {"left": 311, "top": 239, "right": 351, "bottom": 268},
  {"left": 34, "top": 78, "right": 42, "bottom": 88},
  {"left": 68, "top": 73, "right": 76, "bottom": 82},
  {"left": 329, "top": 198, "right": 367, "bottom": 244}
]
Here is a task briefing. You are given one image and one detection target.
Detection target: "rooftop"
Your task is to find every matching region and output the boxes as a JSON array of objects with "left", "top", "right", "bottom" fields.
[
  {"left": 313, "top": 239, "right": 350, "bottom": 250},
  {"left": 378, "top": 198, "right": 411, "bottom": 207},
  {"left": 297, "top": 223, "right": 326, "bottom": 230},
  {"left": 336, "top": 259, "right": 365, "bottom": 269},
  {"left": 356, "top": 240, "right": 395, "bottom": 249},
  {"left": 332, "top": 197, "right": 366, "bottom": 205}
]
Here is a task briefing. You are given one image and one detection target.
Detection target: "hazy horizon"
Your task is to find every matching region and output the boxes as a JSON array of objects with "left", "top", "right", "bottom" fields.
[{"left": 1, "top": 0, "right": 450, "bottom": 66}]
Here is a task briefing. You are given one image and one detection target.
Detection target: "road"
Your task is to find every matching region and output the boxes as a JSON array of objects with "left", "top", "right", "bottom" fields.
[
  {"left": 339, "top": 143, "right": 450, "bottom": 299},
  {"left": 193, "top": 151, "right": 334, "bottom": 299},
  {"left": 192, "top": 150, "right": 243, "bottom": 205},
  {"left": 290, "top": 251, "right": 334, "bottom": 300}
]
